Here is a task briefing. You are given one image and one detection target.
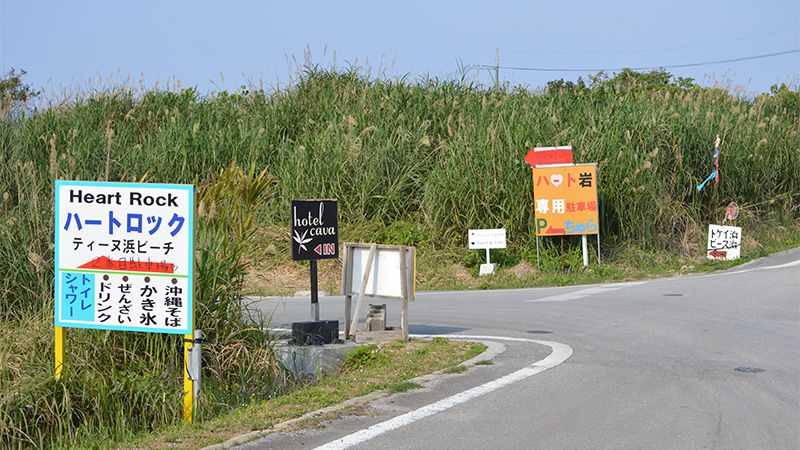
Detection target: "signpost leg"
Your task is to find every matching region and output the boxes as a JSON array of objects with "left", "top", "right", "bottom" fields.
[
  {"left": 485, "top": 248, "right": 491, "bottom": 266},
  {"left": 344, "top": 295, "right": 352, "bottom": 338},
  {"left": 399, "top": 248, "right": 410, "bottom": 341},
  {"left": 54, "top": 326, "right": 64, "bottom": 380},
  {"left": 581, "top": 235, "right": 589, "bottom": 268},
  {"left": 342, "top": 244, "right": 352, "bottom": 339},
  {"left": 183, "top": 332, "right": 193, "bottom": 423},
  {"left": 190, "top": 330, "right": 203, "bottom": 402},
  {"left": 310, "top": 259, "right": 319, "bottom": 321},
  {"left": 350, "top": 245, "right": 376, "bottom": 338},
  {"left": 401, "top": 297, "right": 409, "bottom": 341},
  {"left": 535, "top": 235, "right": 541, "bottom": 271}
]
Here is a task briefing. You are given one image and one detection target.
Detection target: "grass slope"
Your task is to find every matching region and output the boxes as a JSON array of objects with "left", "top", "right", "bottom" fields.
[{"left": 116, "top": 339, "right": 485, "bottom": 450}]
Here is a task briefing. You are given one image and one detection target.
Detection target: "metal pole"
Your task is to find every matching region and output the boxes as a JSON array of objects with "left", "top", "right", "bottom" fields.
[
  {"left": 310, "top": 259, "right": 319, "bottom": 321},
  {"left": 581, "top": 234, "right": 589, "bottom": 268},
  {"left": 485, "top": 247, "right": 491, "bottom": 266},
  {"left": 190, "top": 329, "right": 203, "bottom": 401},
  {"left": 535, "top": 235, "right": 541, "bottom": 271},
  {"left": 495, "top": 48, "right": 500, "bottom": 90}
]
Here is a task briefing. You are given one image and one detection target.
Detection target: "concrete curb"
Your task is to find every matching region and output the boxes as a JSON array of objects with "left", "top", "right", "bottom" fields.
[{"left": 201, "top": 339, "right": 505, "bottom": 450}]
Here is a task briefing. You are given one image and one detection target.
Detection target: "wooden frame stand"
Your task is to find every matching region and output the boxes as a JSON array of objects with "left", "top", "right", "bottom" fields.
[{"left": 341, "top": 243, "right": 415, "bottom": 343}]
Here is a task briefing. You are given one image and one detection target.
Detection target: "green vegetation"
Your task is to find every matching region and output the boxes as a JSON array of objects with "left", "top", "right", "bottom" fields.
[
  {"left": 342, "top": 344, "right": 390, "bottom": 370},
  {"left": 0, "top": 165, "right": 285, "bottom": 448},
  {"left": 117, "top": 339, "right": 484, "bottom": 449},
  {"left": 0, "top": 68, "right": 797, "bottom": 447},
  {"left": 443, "top": 365, "right": 468, "bottom": 374},
  {"left": 387, "top": 381, "right": 424, "bottom": 393}
]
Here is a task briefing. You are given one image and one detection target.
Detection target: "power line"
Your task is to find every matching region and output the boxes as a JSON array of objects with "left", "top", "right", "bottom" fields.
[{"left": 474, "top": 49, "right": 800, "bottom": 73}]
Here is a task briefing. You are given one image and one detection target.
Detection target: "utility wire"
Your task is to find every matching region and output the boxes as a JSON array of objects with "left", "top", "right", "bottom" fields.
[{"left": 473, "top": 49, "right": 800, "bottom": 73}]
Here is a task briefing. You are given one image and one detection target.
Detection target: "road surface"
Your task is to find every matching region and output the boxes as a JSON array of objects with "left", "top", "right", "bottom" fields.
[{"left": 238, "top": 249, "right": 800, "bottom": 450}]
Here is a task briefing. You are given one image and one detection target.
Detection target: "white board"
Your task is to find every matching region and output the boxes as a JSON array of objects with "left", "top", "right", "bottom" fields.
[
  {"left": 350, "top": 246, "right": 404, "bottom": 298},
  {"left": 468, "top": 228, "right": 507, "bottom": 250},
  {"left": 707, "top": 224, "right": 742, "bottom": 261}
]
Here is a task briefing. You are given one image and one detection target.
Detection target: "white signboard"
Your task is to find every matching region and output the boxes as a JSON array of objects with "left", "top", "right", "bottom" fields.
[
  {"left": 54, "top": 180, "right": 194, "bottom": 334},
  {"left": 350, "top": 246, "right": 408, "bottom": 298},
  {"left": 468, "top": 228, "right": 507, "bottom": 250},
  {"left": 707, "top": 224, "right": 742, "bottom": 261}
]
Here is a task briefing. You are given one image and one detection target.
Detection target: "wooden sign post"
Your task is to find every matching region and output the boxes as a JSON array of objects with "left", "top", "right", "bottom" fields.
[{"left": 341, "top": 243, "right": 415, "bottom": 343}]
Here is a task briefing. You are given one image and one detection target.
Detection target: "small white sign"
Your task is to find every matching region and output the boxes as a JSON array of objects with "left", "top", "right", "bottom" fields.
[
  {"left": 468, "top": 228, "right": 507, "bottom": 250},
  {"left": 479, "top": 263, "right": 496, "bottom": 276},
  {"left": 350, "top": 246, "right": 407, "bottom": 298},
  {"left": 707, "top": 224, "right": 742, "bottom": 261}
]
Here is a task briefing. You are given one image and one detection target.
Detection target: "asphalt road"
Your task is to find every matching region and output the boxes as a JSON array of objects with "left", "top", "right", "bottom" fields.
[{"left": 239, "top": 249, "right": 800, "bottom": 450}]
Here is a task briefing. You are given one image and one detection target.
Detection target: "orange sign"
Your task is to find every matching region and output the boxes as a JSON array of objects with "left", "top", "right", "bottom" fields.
[{"left": 532, "top": 164, "right": 599, "bottom": 236}]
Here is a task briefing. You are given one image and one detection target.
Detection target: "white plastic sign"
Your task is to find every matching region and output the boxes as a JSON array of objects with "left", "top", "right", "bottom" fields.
[
  {"left": 349, "top": 246, "right": 408, "bottom": 298},
  {"left": 707, "top": 224, "right": 742, "bottom": 261},
  {"left": 468, "top": 228, "right": 507, "bottom": 250},
  {"left": 54, "top": 180, "right": 194, "bottom": 334}
]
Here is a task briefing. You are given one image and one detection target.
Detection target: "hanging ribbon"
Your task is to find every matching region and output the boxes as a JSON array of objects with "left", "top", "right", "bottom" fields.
[{"left": 696, "top": 136, "right": 721, "bottom": 192}]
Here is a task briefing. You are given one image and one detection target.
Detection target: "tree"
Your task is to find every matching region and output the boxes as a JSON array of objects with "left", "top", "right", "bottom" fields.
[{"left": 0, "top": 69, "right": 39, "bottom": 119}]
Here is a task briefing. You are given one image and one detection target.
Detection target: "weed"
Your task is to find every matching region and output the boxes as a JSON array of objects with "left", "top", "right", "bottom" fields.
[
  {"left": 342, "top": 345, "right": 389, "bottom": 371},
  {"left": 387, "top": 381, "right": 423, "bottom": 393},
  {"left": 413, "top": 347, "right": 431, "bottom": 356},
  {"left": 443, "top": 365, "right": 468, "bottom": 374}
]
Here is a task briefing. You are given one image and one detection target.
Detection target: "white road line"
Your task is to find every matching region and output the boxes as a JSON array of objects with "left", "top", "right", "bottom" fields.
[
  {"left": 525, "top": 281, "right": 645, "bottom": 303},
  {"left": 312, "top": 334, "right": 573, "bottom": 450},
  {"left": 731, "top": 258, "right": 800, "bottom": 273},
  {"left": 678, "top": 258, "right": 800, "bottom": 281}
]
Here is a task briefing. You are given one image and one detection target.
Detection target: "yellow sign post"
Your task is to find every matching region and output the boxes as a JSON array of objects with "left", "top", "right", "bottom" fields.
[
  {"left": 183, "top": 331, "right": 193, "bottom": 423},
  {"left": 54, "top": 326, "right": 64, "bottom": 380},
  {"left": 531, "top": 163, "right": 600, "bottom": 267}
]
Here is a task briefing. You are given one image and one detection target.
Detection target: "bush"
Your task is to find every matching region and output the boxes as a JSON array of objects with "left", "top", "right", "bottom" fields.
[
  {"left": 342, "top": 345, "right": 389, "bottom": 371},
  {"left": 0, "top": 165, "right": 286, "bottom": 449}
]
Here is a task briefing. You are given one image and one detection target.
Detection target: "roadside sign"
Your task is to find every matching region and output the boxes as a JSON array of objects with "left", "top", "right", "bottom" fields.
[
  {"left": 725, "top": 202, "right": 739, "bottom": 222},
  {"left": 707, "top": 224, "right": 742, "bottom": 260},
  {"left": 524, "top": 146, "right": 574, "bottom": 168},
  {"left": 532, "top": 164, "right": 599, "bottom": 236},
  {"left": 468, "top": 228, "right": 507, "bottom": 250},
  {"left": 341, "top": 243, "right": 415, "bottom": 341},
  {"left": 291, "top": 200, "right": 339, "bottom": 260},
  {"left": 54, "top": 180, "right": 194, "bottom": 334}
]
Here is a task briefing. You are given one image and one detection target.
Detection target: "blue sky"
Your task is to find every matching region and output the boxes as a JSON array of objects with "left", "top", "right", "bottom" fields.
[{"left": 2, "top": 0, "right": 798, "bottom": 98}]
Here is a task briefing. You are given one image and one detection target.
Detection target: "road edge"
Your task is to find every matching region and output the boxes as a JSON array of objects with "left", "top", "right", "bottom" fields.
[{"left": 201, "top": 339, "right": 507, "bottom": 450}]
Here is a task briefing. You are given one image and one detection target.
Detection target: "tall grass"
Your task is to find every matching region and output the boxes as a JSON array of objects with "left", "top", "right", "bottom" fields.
[
  {"left": 0, "top": 164, "right": 285, "bottom": 448},
  {"left": 0, "top": 68, "right": 797, "bottom": 446},
  {"left": 4, "top": 70, "right": 796, "bottom": 255}
]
